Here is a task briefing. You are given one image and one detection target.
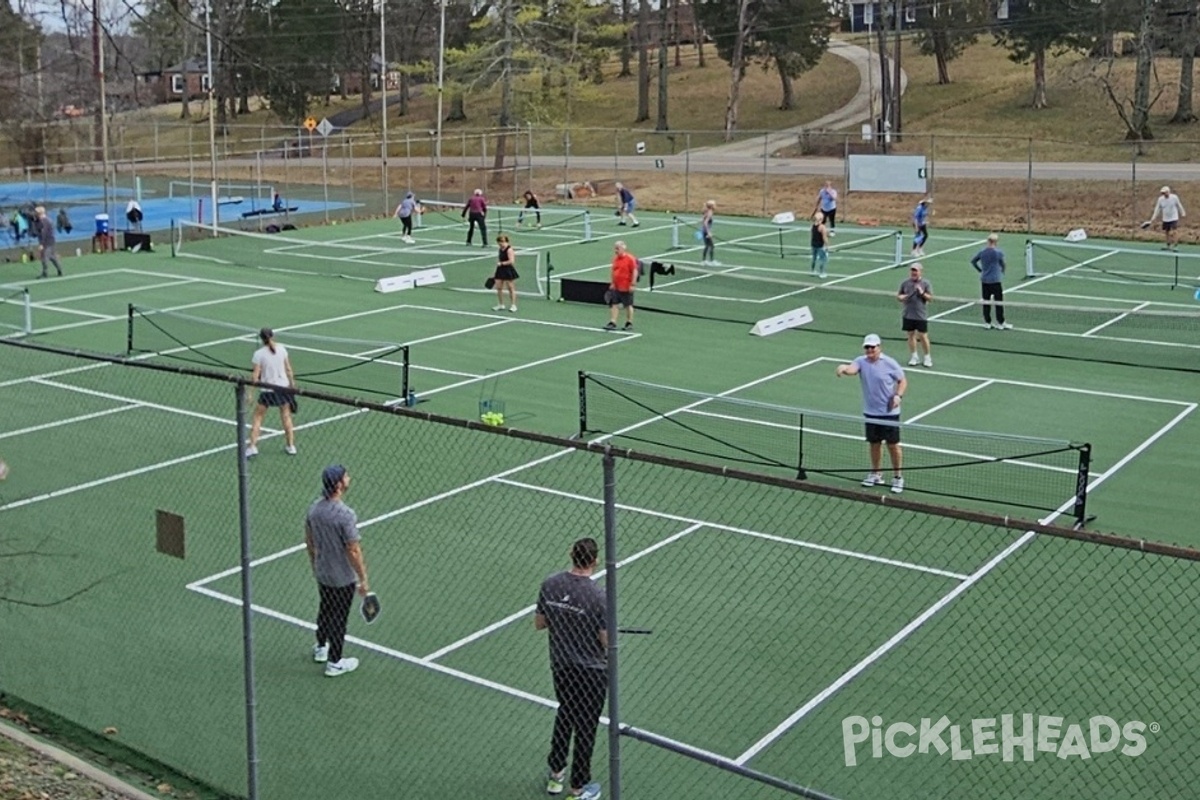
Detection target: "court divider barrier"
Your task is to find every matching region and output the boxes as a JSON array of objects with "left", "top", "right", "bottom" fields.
[{"left": 2, "top": 337, "right": 1199, "bottom": 800}]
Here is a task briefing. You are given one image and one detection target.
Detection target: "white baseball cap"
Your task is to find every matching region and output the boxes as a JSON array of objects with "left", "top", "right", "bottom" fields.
[
  {"left": 1161, "top": 186, "right": 1171, "bottom": 193},
  {"left": 862, "top": 333, "right": 882, "bottom": 347}
]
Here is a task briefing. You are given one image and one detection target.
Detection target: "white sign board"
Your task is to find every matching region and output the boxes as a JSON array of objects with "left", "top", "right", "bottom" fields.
[
  {"left": 848, "top": 154, "right": 928, "bottom": 194},
  {"left": 316, "top": 117, "right": 335, "bottom": 138},
  {"left": 750, "top": 306, "right": 813, "bottom": 337},
  {"left": 374, "top": 267, "right": 445, "bottom": 294}
]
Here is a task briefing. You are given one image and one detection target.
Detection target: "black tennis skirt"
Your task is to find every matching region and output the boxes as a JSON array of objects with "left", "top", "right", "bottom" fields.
[{"left": 494, "top": 265, "right": 519, "bottom": 281}]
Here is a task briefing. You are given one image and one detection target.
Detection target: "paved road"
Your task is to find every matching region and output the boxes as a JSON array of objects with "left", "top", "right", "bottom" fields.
[{"left": 690, "top": 40, "right": 907, "bottom": 158}]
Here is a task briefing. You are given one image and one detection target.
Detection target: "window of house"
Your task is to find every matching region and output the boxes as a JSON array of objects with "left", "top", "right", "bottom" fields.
[
  {"left": 171, "top": 74, "right": 184, "bottom": 95},
  {"left": 997, "top": 0, "right": 1009, "bottom": 19}
]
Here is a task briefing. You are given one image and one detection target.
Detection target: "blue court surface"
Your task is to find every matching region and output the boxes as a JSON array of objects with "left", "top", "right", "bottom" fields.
[{"left": 2, "top": 181, "right": 356, "bottom": 246}]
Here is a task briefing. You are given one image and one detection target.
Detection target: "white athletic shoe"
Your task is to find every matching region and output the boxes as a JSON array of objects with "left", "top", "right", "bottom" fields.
[
  {"left": 862, "top": 472, "right": 884, "bottom": 487},
  {"left": 908, "top": 354, "right": 920, "bottom": 366},
  {"left": 285, "top": 445, "right": 297, "bottom": 455},
  {"left": 245, "top": 446, "right": 258, "bottom": 457},
  {"left": 0, "top": 459, "right": 8, "bottom": 480},
  {"left": 313, "top": 644, "right": 328, "bottom": 663},
  {"left": 509, "top": 305, "right": 517, "bottom": 313},
  {"left": 1000, "top": 322, "right": 1013, "bottom": 330},
  {"left": 710, "top": 260, "right": 721, "bottom": 267},
  {"left": 923, "top": 355, "right": 933, "bottom": 368},
  {"left": 891, "top": 476, "right": 905, "bottom": 494},
  {"left": 492, "top": 304, "right": 506, "bottom": 311},
  {"left": 985, "top": 322, "right": 996, "bottom": 329},
  {"left": 324, "top": 657, "right": 359, "bottom": 677}
]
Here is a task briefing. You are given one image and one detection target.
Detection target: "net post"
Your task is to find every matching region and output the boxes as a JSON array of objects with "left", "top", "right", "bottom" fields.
[
  {"left": 1172, "top": 252, "right": 1180, "bottom": 290},
  {"left": 401, "top": 345, "right": 411, "bottom": 400},
  {"left": 777, "top": 228, "right": 784, "bottom": 259},
  {"left": 583, "top": 210, "right": 591, "bottom": 242},
  {"left": 795, "top": 411, "right": 807, "bottom": 480},
  {"left": 1024, "top": 239, "right": 1035, "bottom": 279},
  {"left": 893, "top": 230, "right": 902, "bottom": 264},
  {"left": 1073, "top": 442, "right": 1092, "bottom": 528},
  {"left": 170, "top": 219, "right": 178, "bottom": 257},
  {"left": 671, "top": 217, "right": 680, "bottom": 249},
  {"left": 545, "top": 252, "right": 553, "bottom": 300},
  {"left": 126, "top": 303, "right": 135, "bottom": 354},
  {"left": 22, "top": 288, "right": 31, "bottom": 336},
  {"left": 415, "top": 203, "right": 423, "bottom": 229},
  {"left": 577, "top": 370, "right": 588, "bottom": 437}
]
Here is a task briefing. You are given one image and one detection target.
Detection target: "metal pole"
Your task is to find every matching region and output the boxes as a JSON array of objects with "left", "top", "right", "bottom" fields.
[
  {"left": 322, "top": 140, "right": 330, "bottom": 224},
  {"left": 436, "top": 0, "right": 446, "bottom": 167},
  {"left": 1130, "top": 143, "right": 1138, "bottom": 232},
  {"left": 96, "top": 0, "right": 112, "bottom": 227},
  {"left": 380, "top": 0, "right": 389, "bottom": 214},
  {"left": 761, "top": 131, "right": 769, "bottom": 215},
  {"left": 603, "top": 451, "right": 621, "bottom": 800},
  {"left": 1027, "top": 136, "right": 1033, "bottom": 234},
  {"left": 235, "top": 384, "right": 261, "bottom": 800},
  {"left": 205, "top": 1, "right": 219, "bottom": 230},
  {"left": 684, "top": 132, "right": 690, "bottom": 208}
]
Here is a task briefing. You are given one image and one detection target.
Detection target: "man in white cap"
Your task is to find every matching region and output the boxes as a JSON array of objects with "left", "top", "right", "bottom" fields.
[
  {"left": 1148, "top": 186, "right": 1185, "bottom": 251},
  {"left": 835, "top": 334, "right": 908, "bottom": 493}
]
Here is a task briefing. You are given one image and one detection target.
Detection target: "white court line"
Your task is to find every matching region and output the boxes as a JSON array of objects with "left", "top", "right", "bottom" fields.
[
  {"left": 734, "top": 531, "right": 1036, "bottom": 766},
  {"left": 40, "top": 279, "right": 204, "bottom": 305},
  {"left": 28, "top": 304, "right": 113, "bottom": 320},
  {"left": 422, "top": 523, "right": 706, "bottom": 662},
  {"left": 495, "top": 478, "right": 967, "bottom": 581},
  {"left": 905, "top": 381, "right": 995, "bottom": 424},
  {"left": 402, "top": 304, "right": 634, "bottom": 335},
  {"left": 33, "top": 379, "right": 246, "bottom": 427},
  {"left": 1083, "top": 301, "right": 1151, "bottom": 337},
  {"left": 0, "top": 405, "right": 140, "bottom": 439},
  {"left": 732, "top": 400, "right": 1198, "bottom": 766},
  {"left": 32, "top": 289, "right": 288, "bottom": 335}
]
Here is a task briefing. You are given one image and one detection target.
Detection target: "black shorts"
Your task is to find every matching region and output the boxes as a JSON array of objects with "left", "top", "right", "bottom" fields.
[
  {"left": 864, "top": 416, "right": 901, "bottom": 444},
  {"left": 607, "top": 290, "right": 634, "bottom": 308},
  {"left": 902, "top": 318, "right": 928, "bottom": 333},
  {"left": 259, "top": 389, "right": 295, "bottom": 410},
  {"left": 1164, "top": 220, "right": 1179, "bottom": 231}
]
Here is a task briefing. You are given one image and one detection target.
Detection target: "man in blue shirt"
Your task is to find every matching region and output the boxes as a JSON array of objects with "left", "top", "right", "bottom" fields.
[
  {"left": 835, "top": 333, "right": 908, "bottom": 493},
  {"left": 970, "top": 233, "right": 1011, "bottom": 329},
  {"left": 912, "top": 197, "right": 931, "bottom": 257},
  {"left": 615, "top": 182, "right": 639, "bottom": 227}
]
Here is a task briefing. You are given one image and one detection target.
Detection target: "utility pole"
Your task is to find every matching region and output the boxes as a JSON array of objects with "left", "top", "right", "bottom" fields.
[
  {"left": 379, "top": 0, "right": 389, "bottom": 212},
  {"left": 205, "top": 1, "right": 218, "bottom": 230},
  {"left": 894, "top": 0, "right": 903, "bottom": 137},
  {"left": 95, "top": 0, "right": 111, "bottom": 223}
]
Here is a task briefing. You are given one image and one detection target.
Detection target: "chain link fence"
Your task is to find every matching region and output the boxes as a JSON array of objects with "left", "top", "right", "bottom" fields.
[
  {"left": 2, "top": 338, "right": 1199, "bottom": 799},
  {"left": 9, "top": 122, "right": 1200, "bottom": 244}
]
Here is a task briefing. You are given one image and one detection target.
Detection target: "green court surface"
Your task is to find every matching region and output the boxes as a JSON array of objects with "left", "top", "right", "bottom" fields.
[{"left": 2, "top": 207, "right": 1199, "bottom": 799}]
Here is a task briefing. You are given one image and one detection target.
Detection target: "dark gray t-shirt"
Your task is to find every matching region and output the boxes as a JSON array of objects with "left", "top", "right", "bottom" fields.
[
  {"left": 306, "top": 498, "right": 360, "bottom": 587},
  {"left": 37, "top": 218, "right": 55, "bottom": 248},
  {"left": 899, "top": 277, "right": 932, "bottom": 321},
  {"left": 537, "top": 571, "right": 606, "bottom": 670}
]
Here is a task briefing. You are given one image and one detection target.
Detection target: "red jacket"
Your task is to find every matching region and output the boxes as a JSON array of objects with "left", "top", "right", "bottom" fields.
[{"left": 463, "top": 195, "right": 488, "bottom": 216}]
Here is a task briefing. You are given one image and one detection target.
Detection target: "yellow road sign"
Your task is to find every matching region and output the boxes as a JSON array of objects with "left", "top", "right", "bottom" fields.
[{"left": 303, "top": 117, "right": 317, "bottom": 132}]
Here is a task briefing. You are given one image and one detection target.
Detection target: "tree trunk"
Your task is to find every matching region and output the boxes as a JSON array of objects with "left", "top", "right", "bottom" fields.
[
  {"left": 1129, "top": 0, "right": 1154, "bottom": 139},
  {"left": 448, "top": 93, "right": 466, "bottom": 121},
  {"left": 398, "top": 71, "right": 409, "bottom": 116},
  {"left": 933, "top": 30, "right": 951, "bottom": 85},
  {"left": 1172, "top": 4, "right": 1198, "bottom": 124},
  {"left": 1031, "top": 47, "right": 1047, "bottom": 109},
  {"left": 636, "top": 0, "right": 650, "bottom": 121},
  {"left": 494, "top": 0, "right": 513, "bottom": 171},
  {"left": 777, "top": 58, "right": 794, "bottom": 110},
  {"left": 723, "top": 0, "right": 752, "bottom": 140},
  {"left": 696, "top": 37, "right": 706, "bottom": 68},
  {"left": 619, "top": 0, "right": 632, "bottom": 77},
  {"left": 656, "top": 38, "right": 669, "bottom": 130},
  {"left": 672, "top": 0, "right": 681, "bottom": 67}
]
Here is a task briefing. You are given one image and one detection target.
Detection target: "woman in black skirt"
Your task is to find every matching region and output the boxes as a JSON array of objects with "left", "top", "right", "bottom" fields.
[{"left": 492, "top": 234, "right": 519, "bottom": 312}]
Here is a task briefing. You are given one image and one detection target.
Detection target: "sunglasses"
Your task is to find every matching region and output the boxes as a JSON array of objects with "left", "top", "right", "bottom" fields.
[{"left": 863, "top": 345, "right": 879, "bottom": 350}]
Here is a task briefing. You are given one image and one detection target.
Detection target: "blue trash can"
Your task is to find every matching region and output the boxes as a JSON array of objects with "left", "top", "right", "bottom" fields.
[{"left": 94, "top": 213, "right": 110, "bottom": 235}]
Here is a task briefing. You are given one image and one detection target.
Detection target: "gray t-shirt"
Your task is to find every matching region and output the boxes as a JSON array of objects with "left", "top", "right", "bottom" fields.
[
  {"left": 306, "top": 498, "right": 360, "bottom": 587},
  {"left": 537, "top": 571, "right": 607, "bottom": 670},
  {"left": 37, "top": 218, "right": 55, "bottom": 248},
  {"left": 899, "top": 277, "right": 932, "bottom": 321},
  {"left": 852, "top": 354, "right": 905, "bottom": 418}
]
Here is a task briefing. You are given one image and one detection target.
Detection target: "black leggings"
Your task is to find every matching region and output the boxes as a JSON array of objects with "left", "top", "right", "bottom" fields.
[
  {"left": 316, "top": 582, "right": 355, "bottom": 663},
  {"left": 466, "top": 213, "right": 488, "bottom": 245},
  {"left": 981, "top": 282, "right": 1005, "bottom": 325},
  {"left": 401, "top": 215, "right": 413, "bottom": 236},
  {"left": 548, "top": 664, "right": 608, "bottom": 789}
]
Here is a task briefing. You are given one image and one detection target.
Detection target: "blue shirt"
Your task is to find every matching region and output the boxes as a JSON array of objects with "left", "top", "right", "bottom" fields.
[
  {"left": 818, "top": 187, "right": 837, "bottom": 212},
  {"left": 913, "top": 203, "right": 929, "bottom": 226},
  {"left": 853, "top": 354, "right": 905, "bottom": 418},
  {"left": 971, "top": 246, "right": 1006, "bottom": 283},
  {"left": 619, "top": 187, "right": 634, "bottom": 205}
]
